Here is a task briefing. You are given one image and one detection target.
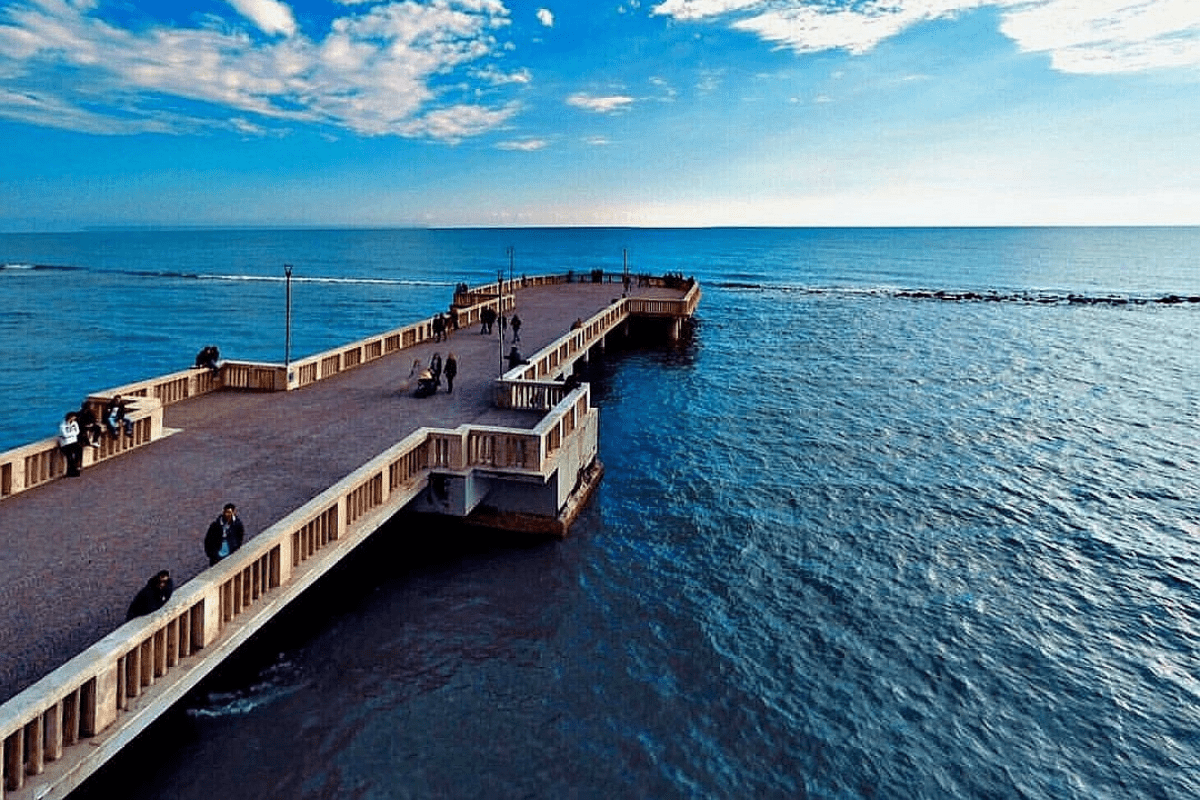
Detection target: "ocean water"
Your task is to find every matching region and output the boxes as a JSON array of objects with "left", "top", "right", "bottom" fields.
[{"left": 2, "top": 227, "right": 1199, "bottom": 799}]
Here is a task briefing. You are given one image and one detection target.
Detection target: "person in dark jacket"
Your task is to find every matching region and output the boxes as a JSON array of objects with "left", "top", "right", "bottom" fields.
[
  {"left": 126, "top": 570, "right": 174, "bottom": 620},
  {"left": 443, "top": 353, "right": 458, "bottom": 394},
  {"left": 204, "top": 503, "right": 245, "bottom": 566}
]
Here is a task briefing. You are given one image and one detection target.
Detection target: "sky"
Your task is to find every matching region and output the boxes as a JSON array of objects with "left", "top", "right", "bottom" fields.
[{"left": 0, "top": 0, "right": 1198, "bottom": 230}]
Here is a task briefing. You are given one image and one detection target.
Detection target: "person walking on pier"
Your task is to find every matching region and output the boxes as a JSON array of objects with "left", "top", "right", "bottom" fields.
[
  {"left": 444, "top": 353, "right": 458, "bottom": 393},
  {"left": 204, "top": 503, "right": 245, "bottom": 566},
  {"left": 58, "top": 411, "right": 83, "bottom": 477},
  {"left": 430, "top": 352, "right": 443, "bottom": 387},
  {"left": 126, "top": 570, "right": 174, "bottom": 620},
  {"left": 510, "top": 313, "right": 521, "bottom": 342}
]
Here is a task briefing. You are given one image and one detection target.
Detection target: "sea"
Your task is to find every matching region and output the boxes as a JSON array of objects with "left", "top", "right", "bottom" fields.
[{"left": 1, "top": 227, "right": 1197, "bottom": 799}]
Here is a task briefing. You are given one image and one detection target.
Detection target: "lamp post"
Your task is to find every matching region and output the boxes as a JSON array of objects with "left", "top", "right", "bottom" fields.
[
  {"left": 497, "top": 269, "right": 505, "bottom": 375},
  {"left": 284, "top": 264, "right": 293, "bottom": 384},
  {"left": 507, "top": 245, "right": 514, "bottom": 289}
]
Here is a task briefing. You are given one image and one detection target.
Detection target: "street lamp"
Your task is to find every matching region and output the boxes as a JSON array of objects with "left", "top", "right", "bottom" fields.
[
  {"left": 497, "top": 269, "right": 505, "bottom": 375},
  {"left": 284, "top": 264, "right": 293, "bottom": 383}
]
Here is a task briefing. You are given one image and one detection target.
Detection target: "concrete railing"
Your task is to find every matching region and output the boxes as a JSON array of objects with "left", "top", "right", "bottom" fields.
[
  {"left": 0, "top": 396, "right": 162, "bottom": 499},
  {"left": 0, "top": 272, "right": 694, "bottom": 503}
]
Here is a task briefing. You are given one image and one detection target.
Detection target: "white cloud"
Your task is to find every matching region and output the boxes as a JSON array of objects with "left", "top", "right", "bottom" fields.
[
  {"left": 226, "top": 0, "right": 298, "bottom": 37},
  {"left": 650, "top": 0, "right": 1200, "bottom": 74},
  {"left": 497, "top": 137, "right": 548, "bottom": 150},
  {"left": 537, "top": 8, "right": 554, "bottom": 27},
  {"left": 566, "top": 92, "right": 634, "bottom": 113},
  {"left": 0, "top": 0, "right": 519, "bottom": 140}
]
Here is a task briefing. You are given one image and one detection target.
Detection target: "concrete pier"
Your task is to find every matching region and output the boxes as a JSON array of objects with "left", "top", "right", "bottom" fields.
[{"left": 0, "top": 274, "right": 699, "bottom": 799}]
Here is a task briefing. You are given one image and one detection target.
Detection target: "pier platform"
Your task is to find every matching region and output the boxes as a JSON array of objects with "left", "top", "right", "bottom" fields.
[{"left": 0, "top": 274, "right": 698, "bottom": 799}]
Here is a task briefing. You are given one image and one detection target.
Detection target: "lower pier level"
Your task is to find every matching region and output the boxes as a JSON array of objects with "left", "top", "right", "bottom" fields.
[{"left": 0, "top": 275, "right": 698, "bottom": 799}]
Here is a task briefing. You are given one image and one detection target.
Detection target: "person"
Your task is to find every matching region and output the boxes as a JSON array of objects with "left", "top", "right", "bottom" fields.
[
  {"left": 126, "top": 570, "right": 174, "bottom": 620},
  {"left": 444, "top": 353, "right": 458, "bottom": 394},
  {"left": 77, "top": 400, "right": 102, "bottom": 448},
  {"left": 195, "top": 345, "right": 220, "bottom": 374},
  {"left": 432, "top": 313, "right": 445, "bottom": 342},
  {"left": 480, "top": 306, "right": 496, "bottom": 334},
  {"left": 506, "top": 345, "right": 528, "bottom": 370},
  {"left": 499, "top": 313, "right": 507, "bottom": 339},
  {"left": 429, "top": 352, "right": 443, "bottom": 386},
  {"left": 510, "top": 313, "right": 521, "bottom": 342},
  {"left": 104, "top": 394, "right": 134, "bottom": 438},
  {"left": 204, "top": 503, "right": 245, "bottom": 566},
  {"left": 58, "top": 411, "right": 83, "bottom": 477}
]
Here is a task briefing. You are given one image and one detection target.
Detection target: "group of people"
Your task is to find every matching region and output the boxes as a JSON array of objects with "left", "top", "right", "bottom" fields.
[
  {"left": 57, "top": 395, "right": 135, "bottom": 477},
  {"left": 478, "top": 308, "right": 522, "bottom": 342},
  {"left": 194, "top": 345, "right": 220, "bottom": 374},
  {"left": 432, "top": 310, "right": 458, "bottom": 342},
  {"left": 410, "top": 351, "right": 458, "bottom": 397},
  {"left": 125, "top": 502, "right": 246, "bottom": 621}
]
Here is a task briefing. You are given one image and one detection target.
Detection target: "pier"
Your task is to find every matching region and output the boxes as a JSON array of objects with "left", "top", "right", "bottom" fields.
[{"left": 0, "top": 273, "right": 699, "bottom": 800}]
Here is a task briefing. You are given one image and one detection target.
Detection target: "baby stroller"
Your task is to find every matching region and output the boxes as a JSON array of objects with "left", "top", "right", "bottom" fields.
[{"left": 413, "top": 369, "right": 438, "bottom": 398}]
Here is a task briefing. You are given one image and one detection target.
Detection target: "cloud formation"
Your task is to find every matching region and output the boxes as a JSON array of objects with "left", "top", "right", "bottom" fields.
[
  {"left": 567, "top": 93, "right": 635, "bottom": 113},
  {"left": 537, "top": 8, "right": 554, "bottom": 27},
  {"left": 651, "top": 0, "right": 1200, "bottom": 74},
  {"left": 227, "top": 0, "right": 299, "bottom": 37},
  {"left": 0, "top": 0, "right": 518, "bottom": 139}
]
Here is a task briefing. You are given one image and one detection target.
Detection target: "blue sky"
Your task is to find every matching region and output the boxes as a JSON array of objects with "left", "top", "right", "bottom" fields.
[{"left": 1, "top": 0, "right": 1197, "bottom": 230}]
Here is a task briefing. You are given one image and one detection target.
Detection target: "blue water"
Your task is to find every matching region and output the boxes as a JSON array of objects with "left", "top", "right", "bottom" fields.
[{"left": 3, "top": 227, "right": 1199, "bottom": 798}]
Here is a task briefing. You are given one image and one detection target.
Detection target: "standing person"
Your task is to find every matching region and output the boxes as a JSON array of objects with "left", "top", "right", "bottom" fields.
[
  {"left": 429, "top": 352, "right": 443, "bottom": 387},
  {"left": 499, "top": 313, "right": 507, "bottom": 340},
  {"left": 58, "top": 411, "right": 83, "bottom": 477},
  {"left": 204, "top": 503, "right": 245, "bottom": 566},
  {"left": 444, "top": 353, "right": 458, "bottom": 394},
  {"left": 433, "top": 313, "right": 445, "bottom": 342},
  {"left": 510, "top": 313, "right": 521, "bottom": 342},
  {"left": 126, "top": 570, "right": 174, "bottom": 620}
]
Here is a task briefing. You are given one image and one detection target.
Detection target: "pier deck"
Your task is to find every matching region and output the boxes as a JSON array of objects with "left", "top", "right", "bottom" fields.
[{"left": 0, "top": 280, "right": 681, "bottom": 706}]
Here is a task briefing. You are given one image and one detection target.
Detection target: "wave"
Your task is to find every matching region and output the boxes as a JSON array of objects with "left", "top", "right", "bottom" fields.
[
  {"left": 0, "top": 263, "right": 85, "bottom": 272},
  {"left": 714, "top": 281, "right": 1200, "bottom": 306},
  {"left": 0, "top": 262, "right": 452, "bottom": 287}
]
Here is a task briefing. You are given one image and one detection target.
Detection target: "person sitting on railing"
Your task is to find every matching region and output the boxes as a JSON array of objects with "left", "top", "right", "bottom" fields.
[
  {"left": 195, "top": 345, "right": 220, "bottom": 375},
  {"left": 204, "top": 503, "right": 245, "bottom": 566},
  {"left": 125, "top": 570, "right": 174, "bottom": 620},
  {"left": 507, "top": 345, "right": 529, "bottom": 370},
  {"left": 104, "top": 394, "right": 135, "bottom": 438},
  {"left": 77, "top": 399, "right": 103, "bottom": 448}
]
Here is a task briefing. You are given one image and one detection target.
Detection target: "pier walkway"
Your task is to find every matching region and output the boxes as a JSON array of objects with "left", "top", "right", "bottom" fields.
[{"left": 0, "top": 275, "right": 698, "bottom": 799}]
